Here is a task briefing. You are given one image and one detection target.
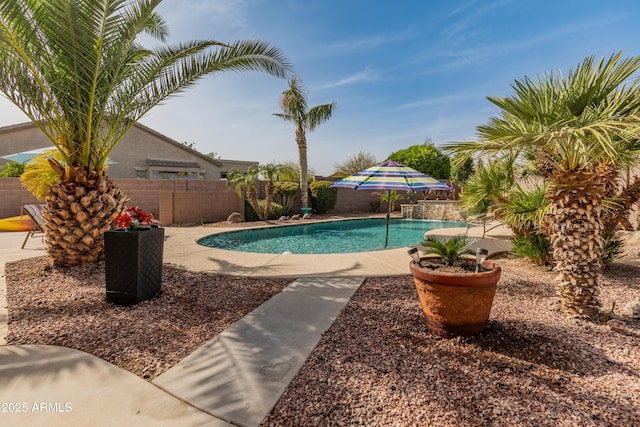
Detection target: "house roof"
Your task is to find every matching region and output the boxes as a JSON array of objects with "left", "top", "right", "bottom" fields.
[{"left": 0, "top": 121, "right": 225, "bottom": 168}]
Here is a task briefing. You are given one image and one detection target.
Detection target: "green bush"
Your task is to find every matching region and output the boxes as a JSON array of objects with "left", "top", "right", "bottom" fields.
[
  {"left": 510, "top": 232, "right": 552, "bottom": 266},
  {"left": 310, "top": 180, "right": 338, "bottom": 214},
  {"left": 0, "top": 161, "right": 25, "bottom": 177},
  {"left": 244, "top": 199, "right": 283, "bottom": 221},
  {"left": 273, "top": 181, "right": 299, "bottom": 215},
  {"left": 602, "top": 231, "right": 625, "bottom": 264}
]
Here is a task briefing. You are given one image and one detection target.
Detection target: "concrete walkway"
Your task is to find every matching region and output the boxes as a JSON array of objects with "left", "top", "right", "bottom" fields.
[{"left": 153, "top": 277, "right": 363, "bottom": 427}]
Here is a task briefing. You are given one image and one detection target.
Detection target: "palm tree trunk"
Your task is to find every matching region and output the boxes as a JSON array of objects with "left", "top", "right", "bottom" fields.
[
  {"left": 42, "top": 171, "right": 126, "bottom": 267},
  {"left": 264, "top": 181, "right": 273, "bottom": 219},
  {"left": 296, "top": 125, "right": 309, "bottom": 209},
  {"left": 247, "top": 187, "right": 262, "bottom": 220},
  {"left": 546, "top": 167, "right": 608, "bottom": 319}
]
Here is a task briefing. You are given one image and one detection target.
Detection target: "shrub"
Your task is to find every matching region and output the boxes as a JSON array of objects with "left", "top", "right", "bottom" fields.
[
  {"left": 0, "top": 161, "right": 25, "bottom": 177},
  {"left": 244, "top": 199, "right": 283, "bottom": 221},
  {"left": 510, "top": 232, "right": 552, "bottom": 266},
  {"left": 602, "top": 231, "right": 625, "bottom": 264},
  {"left": 273, "top": 181, "right": 299, "bottom": 215},
  {"left": 309, "top": 180, "right": 338, "bottom": 214}
]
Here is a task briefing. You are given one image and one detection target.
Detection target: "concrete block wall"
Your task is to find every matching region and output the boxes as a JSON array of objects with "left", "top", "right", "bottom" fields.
[
  {"left": 0, "top": 177, "right": 458, "bottom": 224},
  {"left": 163, "top": 191, "right": 244, "bottom": 225},
  {"left": 0, "top": 178, "right": 39, "bottom": 217}
]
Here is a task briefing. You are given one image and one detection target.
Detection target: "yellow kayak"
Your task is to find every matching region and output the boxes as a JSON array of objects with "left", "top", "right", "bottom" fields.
[{"left": 0, "top": 215, "right": 34, "bottom": 232}]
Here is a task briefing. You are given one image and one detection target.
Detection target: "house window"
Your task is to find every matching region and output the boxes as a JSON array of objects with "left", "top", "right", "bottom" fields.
[
  {"left": 150, "top": 170, "right": 199, "bottom": 180},
  {"left": 220, "top": 171, "right": 228, "bottom": 180},
  {"left": 146, "top": 159, "right": 201, "bottom": 180}
]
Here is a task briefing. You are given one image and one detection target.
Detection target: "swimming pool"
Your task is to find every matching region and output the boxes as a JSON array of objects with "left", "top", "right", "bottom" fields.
[{"left": 197, "top": 218, "right": 466, "bottom": 254}]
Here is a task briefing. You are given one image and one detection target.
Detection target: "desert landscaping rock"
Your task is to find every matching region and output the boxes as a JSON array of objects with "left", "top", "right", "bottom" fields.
[{"left": 5, "top": 244, "right": 640, "bottom": 426}]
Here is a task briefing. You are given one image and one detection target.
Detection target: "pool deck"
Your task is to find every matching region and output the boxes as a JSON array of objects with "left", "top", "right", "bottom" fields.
[
  {"left": 161, "top": 215, "right": 513, "bottom": 278},
  {"left": 163, "top": 223, "right": 412, "bottom": 278}
]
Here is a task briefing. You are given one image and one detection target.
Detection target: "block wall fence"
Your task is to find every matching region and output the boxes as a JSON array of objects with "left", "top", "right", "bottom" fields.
[{"left": 0, "top": 178, "right": 460, "bottom": 225}]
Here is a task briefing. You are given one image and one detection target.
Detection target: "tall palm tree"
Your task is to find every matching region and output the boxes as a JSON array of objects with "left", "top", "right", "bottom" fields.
[
  {"left": 0, "top": 0, "right": 290, "bottom": 266},
  {"left": 447, "top": 53, "right": 640, "bottom": 319},
  {"left": 274, "top": 76, "right": 336, "bottom": 209}
]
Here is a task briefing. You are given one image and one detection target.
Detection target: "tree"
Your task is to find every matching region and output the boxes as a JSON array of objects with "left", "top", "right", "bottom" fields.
[
  {"left": 373, "top": 190, "right": 403, "bottom": 213},
  {"left": 388, "top": 141, "right": 451, "bottom": 179},
  {"left": 274, "top": 76, "right": 336, "bottom": 208},
  {"left": 333, "top": 150, "right": 378, "bottom": 177},
  {"left": 275, "top": 160, "right": 315, "bottom": 183},
  {"left": 450, "top": 153, "right": 474, "bottom": 184},
  {"left": 0, "top": 0, "right": 290, "bottom": 266},
  {"left": 227, "top": 165, "right": 260, "bottom": 219},
  {"left": 457, "top": 156, "right": 515, "bottom": 216},
  {"left": 447, "top": 52, "right": 640, "bottom": 319},
  {"left": 260, "top": 163, "right": 286, "bottom": 220}
]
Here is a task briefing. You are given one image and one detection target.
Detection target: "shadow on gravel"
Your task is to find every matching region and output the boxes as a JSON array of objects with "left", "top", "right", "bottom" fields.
[{"left": 466, "top": 319, "right": 629, "bottom": 377}]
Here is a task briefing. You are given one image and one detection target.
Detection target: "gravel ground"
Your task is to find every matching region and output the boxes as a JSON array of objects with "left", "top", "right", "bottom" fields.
[
  {"left": 5, "top": 246, "right": 640, "bottom": 426},
  {"left": 4, "top": 258, "right": 290, "bottom": 380}
]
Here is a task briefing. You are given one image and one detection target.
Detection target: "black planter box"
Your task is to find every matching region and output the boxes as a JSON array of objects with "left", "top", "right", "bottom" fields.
[{"left": 104, "top": 227, "right": 164, "bottom": 305}]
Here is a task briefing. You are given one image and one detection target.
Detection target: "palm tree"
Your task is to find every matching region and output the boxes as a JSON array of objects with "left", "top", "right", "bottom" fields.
[
  {"left": 0, "top": 0, "right": 290, "bottom": 266},
  {"left": 447, "top": 53, "right": 640, "bottom": 319},
  {"left": 227, "top": 165, "right": 261, "bottom": 219},
  {"left": 274, "top": 76, "right": 336, "bottom": 209},
  {"left": 260, "top": 163, "right": 285, "bottom": 220}
]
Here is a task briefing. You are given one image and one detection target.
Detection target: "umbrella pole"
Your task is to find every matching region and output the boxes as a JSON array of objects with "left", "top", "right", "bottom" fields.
[{"left": 385, "top": 190, "right": 390, "bottom": 248}]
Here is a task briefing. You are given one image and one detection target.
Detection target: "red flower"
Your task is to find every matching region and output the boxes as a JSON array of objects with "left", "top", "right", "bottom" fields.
[{"left": 114, "top": 206, "right": 154, "bottom": 231}]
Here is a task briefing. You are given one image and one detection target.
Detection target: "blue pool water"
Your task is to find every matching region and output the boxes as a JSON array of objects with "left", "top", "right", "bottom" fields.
[{"left": 197, "top": 218, "right": 467, "bottom": 254}]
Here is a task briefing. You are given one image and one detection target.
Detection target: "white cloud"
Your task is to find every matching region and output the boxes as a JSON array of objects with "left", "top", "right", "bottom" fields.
[{"left": 315, "top": 68, "right": 380, "bottom": 90}]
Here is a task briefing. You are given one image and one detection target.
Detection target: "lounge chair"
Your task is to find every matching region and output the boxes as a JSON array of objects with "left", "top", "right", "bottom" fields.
[
  {"left": 463, "top": 212, "right": 502, "bottom": 238},
  {"left": 21, "top": 204, "right": 46, "bottom": 249}
]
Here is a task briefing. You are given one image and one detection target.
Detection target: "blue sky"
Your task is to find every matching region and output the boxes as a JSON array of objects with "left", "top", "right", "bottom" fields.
[{"left": 1, "top": 0, "right": 640, "bottom": 175}]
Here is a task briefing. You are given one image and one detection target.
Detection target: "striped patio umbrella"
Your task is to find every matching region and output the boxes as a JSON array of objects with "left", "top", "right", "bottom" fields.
[
  {"left": 1, "top": 147, "right": 116, "bottom": 164},
  {"left": 1, "top": 147, "right": 55, "bottom": 164},
  {"left": 330, "top": 159, "right": 453, "bottom": 247}
]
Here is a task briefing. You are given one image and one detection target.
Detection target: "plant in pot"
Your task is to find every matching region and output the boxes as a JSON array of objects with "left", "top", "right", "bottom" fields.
[
  {"left": 104, "top": 206, "right": 164, "bottom": 305},
  {"left": 408, "top": 236, "right": 501, "bottom": 338}
]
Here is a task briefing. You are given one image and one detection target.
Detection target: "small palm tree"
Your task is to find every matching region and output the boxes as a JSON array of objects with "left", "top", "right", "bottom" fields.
[
  {"left": 227, "top": 166, "right": 261, "bottom": 219},
  {"left": 0, "top": 0, "right": 290, "bottom": 266},
  {"left": 422, "top": 236, "right": 471, "bottom": 266},
  {"left": 373, "top": 190, "right": 403, "bottom": 213},
  {"left": 260, "top": 163, "right": 286, "bottom": 220},
  {"left": 447, "top": 52, "right": 640, "bottom": 319},
  {"left": 274, "top": 76, "right": 336, "bottom": 209}
]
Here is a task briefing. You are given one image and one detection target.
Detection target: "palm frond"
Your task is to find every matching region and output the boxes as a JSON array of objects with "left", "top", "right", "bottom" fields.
[{"left": 0, "top": 0, "right": 291, "bottom": 174}]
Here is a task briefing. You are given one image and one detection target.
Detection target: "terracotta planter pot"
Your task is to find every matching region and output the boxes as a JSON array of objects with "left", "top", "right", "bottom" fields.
[{"left": 410, "top": 259, "right": 501, "bottom": 338}]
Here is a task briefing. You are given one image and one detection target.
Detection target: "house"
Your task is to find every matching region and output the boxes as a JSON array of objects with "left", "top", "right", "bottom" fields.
[{"left": 0, "top": 122, "right": 256, "bottom": 179}]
